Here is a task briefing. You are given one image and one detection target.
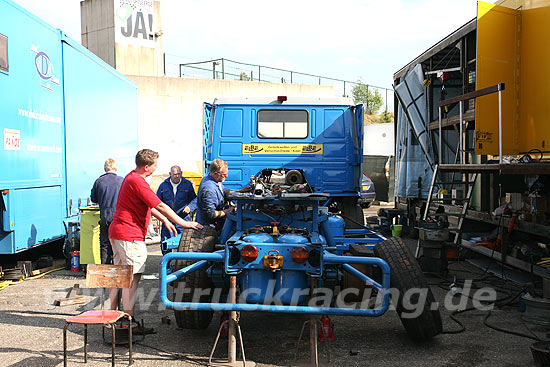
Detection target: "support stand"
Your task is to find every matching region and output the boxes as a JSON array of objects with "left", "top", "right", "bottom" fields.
[
  {"left": 291, "top": 280, "right": 330, "bottom": 367},
  {"left": 208, "top": 276, "right": 255, "bottom": 367}
]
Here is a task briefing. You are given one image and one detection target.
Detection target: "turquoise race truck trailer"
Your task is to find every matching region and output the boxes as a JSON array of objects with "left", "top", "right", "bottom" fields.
[{"left": 0, "top": 0, "right": 138, "bottom": 254}]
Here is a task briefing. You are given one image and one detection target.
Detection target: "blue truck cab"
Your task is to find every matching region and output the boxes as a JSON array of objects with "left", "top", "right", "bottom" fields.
[
  {"left": 203, "top": 97, "right": 365, "bottom": 222},
  {"left": 160, "top": 97, "right": 442, "bottom": 344}
]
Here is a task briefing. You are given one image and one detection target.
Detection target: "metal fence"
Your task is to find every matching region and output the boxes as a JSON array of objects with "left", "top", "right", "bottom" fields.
[{"left": 163, "top": 54, "right": 394, "bottom": 113}]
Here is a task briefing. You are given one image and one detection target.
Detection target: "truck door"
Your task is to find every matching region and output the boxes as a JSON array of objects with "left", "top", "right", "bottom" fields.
[
  {"left": 203, "top": 102, "right": 215, "bottom": 169},
  {"left": 352, "top": 104, "right": 364, "bottom": 192}
]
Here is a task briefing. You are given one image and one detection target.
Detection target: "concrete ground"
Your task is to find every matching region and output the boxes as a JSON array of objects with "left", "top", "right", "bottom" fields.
[{"left": 0, "top": 204, "right": 547, "bottom": 366}]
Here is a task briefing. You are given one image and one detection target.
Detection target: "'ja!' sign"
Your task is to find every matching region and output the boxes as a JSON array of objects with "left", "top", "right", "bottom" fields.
[{"left": 115, "top": 0, "right": 155, "bottom": 49}]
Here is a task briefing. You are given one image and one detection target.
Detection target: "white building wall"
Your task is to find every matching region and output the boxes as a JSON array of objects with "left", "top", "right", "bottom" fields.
[{"left": 128, "top": 75, "right": 334, "bottom": 175}]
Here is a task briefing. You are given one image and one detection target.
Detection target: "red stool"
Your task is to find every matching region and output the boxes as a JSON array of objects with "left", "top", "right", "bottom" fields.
[{"left": 63, "top": 264, "right": 134, "bottom": 366}]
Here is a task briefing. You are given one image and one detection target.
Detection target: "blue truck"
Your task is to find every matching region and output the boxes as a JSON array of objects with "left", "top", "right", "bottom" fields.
[
  {"left": 0, "top": 0, "right": 138, "bottom": 254},
  {"left": 160, "top": 97, "right": 442, "bottom": 343},
  {"left": 203, "top": 97, "right": 366, "bottom": 223}
]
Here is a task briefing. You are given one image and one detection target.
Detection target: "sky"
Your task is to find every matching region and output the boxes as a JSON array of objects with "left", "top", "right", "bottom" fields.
[{"left": 12, "top": 0, "right": 479, "bottom": 95}]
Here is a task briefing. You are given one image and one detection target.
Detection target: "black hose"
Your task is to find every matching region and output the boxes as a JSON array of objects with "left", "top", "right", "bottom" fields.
[
  {"left": 483, "top": 310, "right": 540, "bottom": 341},
  {"left": 339, "top": 213, "right": 366, "bottom": 228}
]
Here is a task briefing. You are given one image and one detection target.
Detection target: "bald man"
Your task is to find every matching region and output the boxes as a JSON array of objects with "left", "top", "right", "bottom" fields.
[{"left": 156, "top": 165, "right": 197, "bottom": 251}]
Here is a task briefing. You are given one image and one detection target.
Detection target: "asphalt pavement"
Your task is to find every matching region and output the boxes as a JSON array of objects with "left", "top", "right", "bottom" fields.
[{"left": 0, "top": 204, "right": 546, "bottom": 366}]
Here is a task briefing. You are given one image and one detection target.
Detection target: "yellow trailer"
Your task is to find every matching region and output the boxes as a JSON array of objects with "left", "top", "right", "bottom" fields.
[{"left": 476, "top": 0, "right": 550, "bottom": 155}]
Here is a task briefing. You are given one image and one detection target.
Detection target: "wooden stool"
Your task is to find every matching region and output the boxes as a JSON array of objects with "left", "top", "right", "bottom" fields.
[{"left": 63, "top": 264, "right": 134, "bottom": 366}]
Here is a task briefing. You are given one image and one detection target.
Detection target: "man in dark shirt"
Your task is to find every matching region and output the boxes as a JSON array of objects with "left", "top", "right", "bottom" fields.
[
  {"left": 156, "top": 165, "right": 197, "bottom": 250},
  {"left": 196, "top": 159, "right": 250, "bottom": 230},
  {"left": 90, "top": 158, "right": 124, "bottom": 264},
  {"left": 196, "top": 159, "right": 232, "bottom": 228}
]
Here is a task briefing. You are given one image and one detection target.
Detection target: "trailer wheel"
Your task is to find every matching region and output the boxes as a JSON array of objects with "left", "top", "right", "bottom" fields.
[
  {"left": 173, "top": 226, "right": 217, "bottom": 329},
  {"left": 374, "top": 237, "right": 442, "bottom": 341}
]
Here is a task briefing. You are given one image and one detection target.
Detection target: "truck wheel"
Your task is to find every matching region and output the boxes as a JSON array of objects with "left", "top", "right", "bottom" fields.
[
  {"left": 374, "top": 237, "right": 442, "bottom": 341},
  {"left": 173, "top": 226, "right": 217, "bottom": 329}
]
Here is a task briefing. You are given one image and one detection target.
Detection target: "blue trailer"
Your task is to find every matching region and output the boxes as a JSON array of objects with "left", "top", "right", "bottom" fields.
[
  {"left": 0, "top": 0, "right": 138, "bottom": 254},
  {"left": 160, "top": 97, "right": 442, "bottom": 348}
]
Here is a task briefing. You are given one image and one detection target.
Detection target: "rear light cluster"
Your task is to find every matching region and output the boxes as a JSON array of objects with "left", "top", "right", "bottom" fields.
[
  {"left": 241, "top": 245, "right": 259, "bottom": 262},
  {"left": 238, "top": 245, "right": 311, "bottom": 264},
  {"left": 291, "top": 246, "right": 309, "bottom": 264}
]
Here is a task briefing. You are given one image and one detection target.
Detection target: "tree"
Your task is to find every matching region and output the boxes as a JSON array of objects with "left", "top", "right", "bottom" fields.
[
  {"left": 351, "top": 81, "right": 384, "bottom": 115},
  {"left": 380, "top": 110, "right": 394, "bottom": 123}
]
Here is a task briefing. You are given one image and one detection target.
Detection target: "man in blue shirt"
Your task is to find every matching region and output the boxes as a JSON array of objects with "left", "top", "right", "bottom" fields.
[
  {"left": 196, "top": 159, "right": 233, "bottom": 228},
  {"left": 156, "top": 165, "right": 197, "bottom": 249},
  {"left": 90, "top": 158, "right": 124, "bottom": 264}
]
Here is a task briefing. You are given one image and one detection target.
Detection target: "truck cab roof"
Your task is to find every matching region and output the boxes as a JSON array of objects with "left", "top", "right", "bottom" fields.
[{"left": 212, "top": 96, "right": 354, "bottom": 106}]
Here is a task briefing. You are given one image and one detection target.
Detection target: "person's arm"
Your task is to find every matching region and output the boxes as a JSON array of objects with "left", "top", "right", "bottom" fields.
[
  {"left": 135, "top": 177, "right": 202, "bottom": 236},
  {"left": 199, "top": 186, "right": 231, "bottom": 221},
  {"left": 186, "top": 195, "right": 198, "bottom": 214},
  {"left": 90, "top": 181, "right": 98, "bottom": 204},
  {"left": 230, "top": 185, "right": 252, "bottom": 195},
  {"left": 151, "top": 207, "right": 177, "bottom": 236},
  {"left": 178, "top": 181, "right": 197, "bottom": 216},
  {"left": 153, "top": 202, "right": 202, "bottom": 233}
]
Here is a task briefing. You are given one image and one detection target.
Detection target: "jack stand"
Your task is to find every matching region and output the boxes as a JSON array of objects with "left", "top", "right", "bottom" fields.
[
  {"left": 291, "top": 279, "right": 330, "bottom": 367},
  {"left": 208, "top": 276, "right": 255, "bottom": 367},
  {"left": 291, "top": 316, "right": 331, "bottom": 367}
]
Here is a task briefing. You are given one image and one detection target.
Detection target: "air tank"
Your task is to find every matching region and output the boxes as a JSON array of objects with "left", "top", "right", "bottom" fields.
[
  {"left": 277, "top": 233, "right": 308, "bottom": 244},
  {"left": 321, "top": 215, "right": 345, "bottom": 246},
  {"left": 275, "top": 271, "right": 308, "bottom": 304},
  {"left": 243, "top": 233, "right": 274, "bottom": 243},
  {"left": 240, "top": 270, "right": 274, "bottom": 304}
]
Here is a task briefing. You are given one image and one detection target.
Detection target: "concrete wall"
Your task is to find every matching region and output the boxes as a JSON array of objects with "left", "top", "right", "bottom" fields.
[
  {"left": 80, "top": 1, "right": 334, "bottom": 180},
  {"left": 81, "top": 0, "right": 115, "bottom": 66},
  {"left": 128, "top": 76, "right": 334, "bottom": 176}
]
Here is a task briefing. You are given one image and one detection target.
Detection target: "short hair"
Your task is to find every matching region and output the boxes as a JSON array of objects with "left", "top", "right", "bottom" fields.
[
  {"left": 209, "top": 158, "right": 228, "bottom": 174},
  {"left": 170, "top": 165, "right": 182, "bottom": 173},
  {"left": 135, "top": 149, "right": 159, "bottom": 167},
  {"left": 104, "top": 158, "right": 117, "bottom": 172}
]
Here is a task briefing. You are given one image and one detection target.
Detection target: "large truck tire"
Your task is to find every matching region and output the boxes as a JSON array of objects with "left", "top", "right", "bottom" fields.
[
  {"left": 374, "top": 237, "right": 442, "bottom": 341},
  {"left": 173, "top": 226, "right": 217, "bottom": 329}
]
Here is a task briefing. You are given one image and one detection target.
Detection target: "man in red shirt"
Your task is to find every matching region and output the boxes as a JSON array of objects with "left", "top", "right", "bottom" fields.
[{"left": 109, "top": 149, "right": 202, "bottom": 332}]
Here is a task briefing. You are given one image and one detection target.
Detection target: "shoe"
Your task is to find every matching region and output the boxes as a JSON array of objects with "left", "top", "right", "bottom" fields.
[{"left": 132, "top": 321, "right": 157, "bottom": 335}]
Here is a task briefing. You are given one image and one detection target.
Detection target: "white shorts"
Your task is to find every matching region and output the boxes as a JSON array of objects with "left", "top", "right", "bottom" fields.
[{"left": 110, "top": 239, "right": 147, "bottom": 274}]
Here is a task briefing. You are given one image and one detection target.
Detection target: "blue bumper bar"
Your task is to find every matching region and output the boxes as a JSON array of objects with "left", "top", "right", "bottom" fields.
[{"left": 159, "top": 251, "right": 391, "bottom": 317}]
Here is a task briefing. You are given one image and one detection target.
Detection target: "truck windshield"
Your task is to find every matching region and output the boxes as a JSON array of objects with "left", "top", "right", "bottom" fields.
[{"left": 257, "top": 109, "right": 308, "bottom": 139}]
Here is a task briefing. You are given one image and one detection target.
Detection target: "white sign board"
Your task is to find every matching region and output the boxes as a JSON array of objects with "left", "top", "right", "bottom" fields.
[
  {"left": 363, "top": 123, "right": 394, "bottom": 156},
  {"left": 114, "top": 0, "right": 155, "bottom": 48},
  {"left": 4, "top": 128, "right": 20, "bottom": 150}
]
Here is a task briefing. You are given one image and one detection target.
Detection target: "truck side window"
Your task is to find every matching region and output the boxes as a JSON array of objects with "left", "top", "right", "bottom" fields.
[
  {"left": 257, "top": 110, "right": 308, "bottom": 139},
  {"left": 0, "top": 33, "right": 7, "bottom": 72}
]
